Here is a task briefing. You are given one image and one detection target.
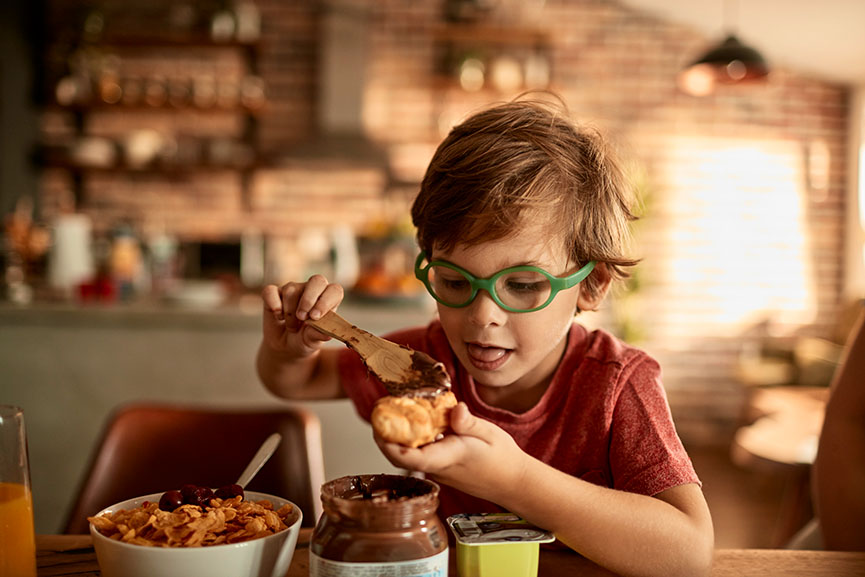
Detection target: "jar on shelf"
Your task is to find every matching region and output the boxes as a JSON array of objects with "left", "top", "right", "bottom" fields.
[{"left": 310, "top": 474, "right": 448, "bottom": 577}]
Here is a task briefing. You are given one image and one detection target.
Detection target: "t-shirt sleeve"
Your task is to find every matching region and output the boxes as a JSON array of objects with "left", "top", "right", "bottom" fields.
[
  {"left": 337, "top": 346, "right": 385, "bottom": 422},
  {"left": 609, "top": 356, "right": 701, "bottom": 496}
]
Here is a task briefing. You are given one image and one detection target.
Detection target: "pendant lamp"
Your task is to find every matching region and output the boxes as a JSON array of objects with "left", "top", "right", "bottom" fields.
[{"left": 678, "top": 1, "right": 769, "bottom": 96}]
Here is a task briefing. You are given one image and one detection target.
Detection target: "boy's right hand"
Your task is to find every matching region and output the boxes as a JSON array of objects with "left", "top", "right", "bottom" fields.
[{"left": 260, "top": 274, "right": 345, "bottom": 358}]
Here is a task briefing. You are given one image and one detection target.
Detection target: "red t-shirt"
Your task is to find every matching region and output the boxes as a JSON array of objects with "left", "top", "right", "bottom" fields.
[{"left": 337, "top": 319, "right": 700, "bottom": 522}]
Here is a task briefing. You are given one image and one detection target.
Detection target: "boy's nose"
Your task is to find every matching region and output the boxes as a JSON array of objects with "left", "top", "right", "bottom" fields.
[{"left": 467, "top": 289, "right": 505, "bottom": 326}]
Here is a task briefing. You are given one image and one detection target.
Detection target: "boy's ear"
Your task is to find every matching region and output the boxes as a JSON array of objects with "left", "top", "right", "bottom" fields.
[{"left": 577, "top": 263, "right": 612, "bottom": 312}]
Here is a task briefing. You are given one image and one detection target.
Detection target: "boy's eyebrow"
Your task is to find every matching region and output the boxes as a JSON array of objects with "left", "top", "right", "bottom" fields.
[{"left": 435, "top": 255, "right": 558, "bottom": 273}]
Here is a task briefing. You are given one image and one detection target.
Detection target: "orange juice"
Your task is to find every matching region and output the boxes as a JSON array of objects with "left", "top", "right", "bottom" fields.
[{"left": 0, "top": 482, "right": 37, "bottom": 577}]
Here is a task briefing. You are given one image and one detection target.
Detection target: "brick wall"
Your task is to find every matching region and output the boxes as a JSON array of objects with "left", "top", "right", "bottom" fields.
[{"left": 37, "top": 0, "right": 851, "bottom": 439}]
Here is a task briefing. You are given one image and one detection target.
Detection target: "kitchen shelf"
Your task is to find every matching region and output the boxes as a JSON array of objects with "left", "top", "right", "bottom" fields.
[
  {"left": 37, "top": 158, "right": 262, "bottom": 174},
  {"left": 38, "top": 22, "right": 265, "bottom": 210},
  {"left": 430, "top": 19, "right": 554, "bottom": 98},
  {"left": 78, "top": 36, "right": 261, "bottom": 49},
  {"left": 44, "top": 101, "right": 267, "bottom": 115}
]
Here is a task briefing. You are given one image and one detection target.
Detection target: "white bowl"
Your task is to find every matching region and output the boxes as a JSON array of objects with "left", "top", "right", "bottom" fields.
[{"left": 90, "top": 491, "right": 302, "bottom": 577}]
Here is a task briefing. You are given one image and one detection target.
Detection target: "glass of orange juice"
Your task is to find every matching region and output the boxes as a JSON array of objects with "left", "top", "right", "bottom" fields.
[{"left": 0, "top": 405, "right": 36, "bottom": 577}]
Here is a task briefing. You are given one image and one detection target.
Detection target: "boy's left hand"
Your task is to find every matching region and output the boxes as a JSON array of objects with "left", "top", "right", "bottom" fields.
[{"left": 374, "top": 402, "right": 528, "bottom": 502}]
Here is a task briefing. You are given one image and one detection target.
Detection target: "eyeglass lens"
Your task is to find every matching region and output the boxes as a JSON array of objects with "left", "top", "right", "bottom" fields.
[{"left": 427, "top": 265, "right": 553, "bottom": 310}]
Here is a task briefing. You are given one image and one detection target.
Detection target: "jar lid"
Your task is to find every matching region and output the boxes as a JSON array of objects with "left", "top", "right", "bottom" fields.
[{"left": 447, "top": 513, "right": 555, "bottom": 545}]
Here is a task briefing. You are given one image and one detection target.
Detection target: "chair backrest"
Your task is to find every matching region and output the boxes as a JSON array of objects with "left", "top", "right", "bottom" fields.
[{"left": 63, "top": 403, "right": 325, "bottom": 533}]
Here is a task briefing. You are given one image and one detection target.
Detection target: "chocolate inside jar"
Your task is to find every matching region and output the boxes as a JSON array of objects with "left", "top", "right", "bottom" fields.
[
  {"left": 325, "top": 474, "right": 437, "bottom": 503},
  {"left": 312, "top": 474, "right": 447, "bottom": 566}
]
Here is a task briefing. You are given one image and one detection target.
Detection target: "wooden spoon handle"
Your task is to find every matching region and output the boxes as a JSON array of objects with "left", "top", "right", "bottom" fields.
[
  {"left": 305, "top": 310, "right": 383, "bottom": 359},
  {"left": 306, "top": 310, "right": 451, "bottom": 395}
]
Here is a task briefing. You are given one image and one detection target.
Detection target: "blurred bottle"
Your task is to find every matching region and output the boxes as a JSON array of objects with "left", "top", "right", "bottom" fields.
[
  {"left": 3, "top": 197, "right": 48, "bottom": 304},
  {"left": 240, "top": 75, "right": 266, "bottom": 110},
  {"left": 81, "top": 7, "right": 105, "bottom": 43},
  {"left": 240, "top": 229, "right": 264, "bottom": 288},
  {"left": 211, "top": 7, "right": 236, "bottom": 42},
  {"left": 331, "top": 226, "right": 359, "bottom": 288},
  {"left": 109, "top": 225, "right": 143, "bottom": 301},
  {"left": 234, "top": 1, "right": 261, "bottom": 42},
  {"left": 168, "top": 2, "right": 198, "bottom": 35},
  {"left": 144, "top": 76, "right": 168, "bottom": 107},
  {"left": 98, "top": 55, "right": 123, "bottom": 104},
  {"left": 121, "top": 77, "right": 144, "bottom": 106},
  {"left": 147, "top": 229, "right": 178, "bottom": 297},
  {"left": 168, "top": 77, "right": 192, "bottom": 107},
  {"left": 47, "top": 214, "right": 95, "bottom": 300},
  {"left": 193, "top": 74, "right": 217, "bottom": 108}
]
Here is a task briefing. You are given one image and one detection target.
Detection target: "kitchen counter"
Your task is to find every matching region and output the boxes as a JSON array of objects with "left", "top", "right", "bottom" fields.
[
  {"left": 1, "top": 296, "right": 435, "bottom": 533},
  {"left": 0, "top": 293, "right": 434, "bottom": 330}
]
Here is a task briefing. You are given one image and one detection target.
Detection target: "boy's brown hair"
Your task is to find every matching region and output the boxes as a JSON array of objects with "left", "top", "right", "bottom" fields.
[{"left": 411, "top": 95, "right": 639, "bottom": 301}]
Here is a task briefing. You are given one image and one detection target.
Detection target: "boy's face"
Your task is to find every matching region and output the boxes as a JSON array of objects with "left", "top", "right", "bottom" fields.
[{"left": 432, "top": 223, "right": 589, "bottom": 409}]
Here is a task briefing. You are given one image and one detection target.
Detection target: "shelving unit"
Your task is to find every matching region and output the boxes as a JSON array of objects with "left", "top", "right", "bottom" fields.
[
  {"left": 433, "top": 24, "right": 551, "bottom": 84},
  {"left": 37, "top": 8, "right": 266, "bottom": 208},
  {"left": 428, "top": 18, "right": 555, "bottom": 126}
]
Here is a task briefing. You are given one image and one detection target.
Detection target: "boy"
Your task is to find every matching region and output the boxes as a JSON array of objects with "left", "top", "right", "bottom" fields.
[{"left": 257, "top": 97, "right": 714, "bottom": 577}]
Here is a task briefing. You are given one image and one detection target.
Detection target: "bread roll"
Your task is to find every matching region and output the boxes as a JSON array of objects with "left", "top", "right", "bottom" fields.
[{"left": 371, "top": 391, "right": 457, "bottom": 448}]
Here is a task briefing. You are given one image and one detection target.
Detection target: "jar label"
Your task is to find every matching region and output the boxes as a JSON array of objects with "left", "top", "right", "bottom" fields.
[{"left": 310, "top": 549, "right": 448, "bottom": 577}]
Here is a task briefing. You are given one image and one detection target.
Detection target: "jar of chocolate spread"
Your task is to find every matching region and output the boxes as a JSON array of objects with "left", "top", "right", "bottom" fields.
[{"left": 310, "top": 474, "right": 448, "bottom": 577}]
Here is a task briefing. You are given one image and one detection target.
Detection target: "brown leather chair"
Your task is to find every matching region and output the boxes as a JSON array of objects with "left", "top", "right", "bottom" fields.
[{"left": 63, "top": 403, "right": 325, "bottom": 533}]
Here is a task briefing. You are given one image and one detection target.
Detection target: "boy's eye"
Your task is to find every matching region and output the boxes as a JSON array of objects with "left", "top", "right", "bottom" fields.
[
  {"left": 504, "top": 279, "right": 547, "bottom": 293},
  {"left": 500, "top": 272, "right": 550, "bottom": 294},
  {"left": 442, "top": 278, "right": 469, "bottom": 290},
  {"left": 430, "top": 267, "right": 470, "bottom": 291}
]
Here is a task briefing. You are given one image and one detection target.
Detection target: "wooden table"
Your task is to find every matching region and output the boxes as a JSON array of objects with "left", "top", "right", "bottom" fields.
[{"left": 36, "top": 531, "right": 865, "bottom": 577}]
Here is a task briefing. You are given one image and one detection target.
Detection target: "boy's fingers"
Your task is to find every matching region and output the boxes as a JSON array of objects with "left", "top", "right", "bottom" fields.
[
  {"left": 296, "top": 275, "right": 329, "bottom": 320},
  {"left": 307, "top": 282, "right": 345, "bottom": 321},
  {"left": 449, "top": 403, "right": 484, "bottom": 437},
  {"left": 302, "top": 325, "right": 333, "bottom": 345},
  {"left": 261, "top": 284, "right": 283, "bottom": 320},
  {"left": 279, "top": 282, "right": 304, "bottom": 317}
]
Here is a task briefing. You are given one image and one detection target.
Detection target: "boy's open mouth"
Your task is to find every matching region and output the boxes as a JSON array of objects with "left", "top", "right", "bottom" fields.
[{"left": 466, "top": 343, "right": 511, "bottom": 370}]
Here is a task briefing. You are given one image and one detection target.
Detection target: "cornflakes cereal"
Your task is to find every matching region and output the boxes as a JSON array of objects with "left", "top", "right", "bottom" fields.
[{"left": 88, "top": 496, "right": 293, "bottom": 547}]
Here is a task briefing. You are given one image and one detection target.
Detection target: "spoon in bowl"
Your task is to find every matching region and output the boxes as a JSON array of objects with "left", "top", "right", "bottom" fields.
[{"left": 236, "top": 432, "right": 282, "bottom": 488}]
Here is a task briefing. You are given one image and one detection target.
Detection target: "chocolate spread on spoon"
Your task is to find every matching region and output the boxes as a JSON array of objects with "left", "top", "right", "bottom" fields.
[
  {"left": 383, "top": 350, "right": 451, "bottom": 397},
  {"left": 304, "top": 311, "right": 451, "bottom": 397}
]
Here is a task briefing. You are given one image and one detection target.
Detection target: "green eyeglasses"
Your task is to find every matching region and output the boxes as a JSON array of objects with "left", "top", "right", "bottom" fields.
[{"left": 414, "top": 252, "right": 596, "bottom": 313}]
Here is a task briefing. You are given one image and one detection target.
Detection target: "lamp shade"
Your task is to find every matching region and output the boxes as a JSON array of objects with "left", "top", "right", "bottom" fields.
[
  {"left": 693, "top": 35, "right": 769, "bottom": 80},
  {"left": 678, "top": 34, "right": 769, "bottom": 96}
]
